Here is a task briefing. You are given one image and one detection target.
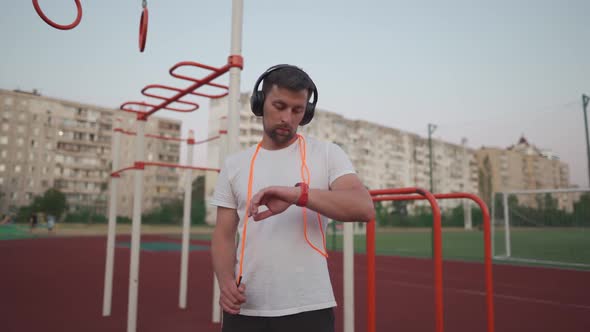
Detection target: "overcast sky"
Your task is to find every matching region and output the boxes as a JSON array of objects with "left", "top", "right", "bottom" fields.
[{"left": 1, "top": 0, "right": 588, "bottom": 186}]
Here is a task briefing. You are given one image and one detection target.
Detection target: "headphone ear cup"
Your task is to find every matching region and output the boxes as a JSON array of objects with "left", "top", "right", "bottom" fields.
[
  {"left": 299, "top": 103, "right": 315, "bottom": 126},
  {"left": 250, "top": 91, "right": 265, "bottom": 116}
]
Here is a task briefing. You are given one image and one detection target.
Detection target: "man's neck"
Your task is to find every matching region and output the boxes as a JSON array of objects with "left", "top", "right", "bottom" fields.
[{"left": 261, "top": 134, "right": 299, "bottom": 150}]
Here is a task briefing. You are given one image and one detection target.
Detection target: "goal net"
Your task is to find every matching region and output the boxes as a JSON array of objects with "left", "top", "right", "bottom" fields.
[{"left": 491, "top": 188, "right": 590, "bottom": 269}]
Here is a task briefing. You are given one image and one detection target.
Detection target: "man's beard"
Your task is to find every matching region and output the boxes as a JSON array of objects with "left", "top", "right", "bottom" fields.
[{"left": 266, "top": 125, "right": 296, "bottom": 145}]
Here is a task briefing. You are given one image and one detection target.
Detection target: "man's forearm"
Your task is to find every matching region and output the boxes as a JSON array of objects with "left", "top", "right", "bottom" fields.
[
  {"left": 306, "top": 188, "right": 375, "bottom": 222},
  {"left": 211, "top": 231, "right": 237, "bottom": 284}
]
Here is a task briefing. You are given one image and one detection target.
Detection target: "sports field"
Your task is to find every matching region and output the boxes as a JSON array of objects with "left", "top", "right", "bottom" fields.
[{"left": 1, "top": 223, "right": 589, "bottom": 332}]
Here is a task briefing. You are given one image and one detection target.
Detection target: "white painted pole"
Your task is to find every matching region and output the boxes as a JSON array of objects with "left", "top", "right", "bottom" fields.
[
  {"left": 503, "top": 193, "right": 511, "bottom": 257},
  {"left": 102, "top": 118, "right": 122, "bottom": 316},
  {"left": 179, "top": 130, "right": 195, "bottom": 309},
  {"left": 461, "top": 138, "right": 472, "bottom": 230},
  {"left": 491, "top": 192, "right": 495, "bottom": 258},
  {"left": 343, "top": 222, "right": 355, "bottom": 332},
  {"left": 213, "top": 0, "right": 244, "bottom": 324},
  {"left": 127, "top": 119, "right": 146, "bottom": 332}
]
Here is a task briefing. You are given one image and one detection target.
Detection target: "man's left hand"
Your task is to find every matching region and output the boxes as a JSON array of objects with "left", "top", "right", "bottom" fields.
[{"left": 248, "top": 186, "right": 301, "bottom": 221}]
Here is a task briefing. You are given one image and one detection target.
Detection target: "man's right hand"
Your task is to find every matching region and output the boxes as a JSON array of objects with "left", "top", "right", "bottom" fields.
[{"left": 219, "top": 279, "right": 246, "bottom": 315}]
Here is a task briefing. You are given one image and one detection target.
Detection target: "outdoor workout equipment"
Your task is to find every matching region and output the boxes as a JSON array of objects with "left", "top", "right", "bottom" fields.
[
  {"left": 103, "top": 125, "right": 221, "bottom": 317},
  {"left": 32, "top": 0, "right": 150, "bottom": 52},
  {"left": 32, "top": 0, "right": 82, "bottom": 30},
  {"left": 361, "top": 188, "right": 495, "bottom": 332},
  {"left": 139, "top": 0, "right": 148, "bottom": 52},
  {"left": 110, "top": 12, "right": 243, "bottom": 328}
]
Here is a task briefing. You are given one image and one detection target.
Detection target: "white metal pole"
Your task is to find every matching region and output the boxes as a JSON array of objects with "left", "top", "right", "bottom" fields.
[
  {"left": 503, "top": 193, "right": 511, "bottom": 257},
  {"left": 179, "top": 130, "right": 195, "bottom": 309},
  {"left": 227, "top": 0, "right": 243, "bottom": 155},
  {"left": 461, "top": 138, "right": 472, "bottom": 230},
  {"left": 127, "top": 119, "right": 146, "bottom": 332},
  {"left": 343, "top": 222, "right": 354, "bottom": 332},
  {"left": 102, "top": 118, "right": 122, "bottom": 316},
  {"left": 491, "top": 192, "right": 495, "bottom": 258},
  {"left": 213, "top": 0, "right": 244, "bottom": 324}
]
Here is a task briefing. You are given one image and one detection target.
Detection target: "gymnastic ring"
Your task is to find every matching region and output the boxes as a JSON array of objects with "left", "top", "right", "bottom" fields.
[
  {"left": 32, "top": 0, "right": 82, "bottom": 30},
  {"left": 139, "top": 7, "right": 148, "bottom": 52}
]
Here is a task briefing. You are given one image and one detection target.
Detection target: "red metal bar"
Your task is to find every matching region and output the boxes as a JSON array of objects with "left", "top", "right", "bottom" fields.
[
  {"left": 111, "top": 162, "right": 219, "bottom": 177},
  {"left": 368, "top": 188, "right": 444, "bottom": 332},
  {"left": 111, "top": 165, "right": 141, "bottom": 178},
  {"left": 121, "top": 56, "right": 243, "bottom": 120},
  {"left": 194, "top": 135, "right": 221, "bottom": 145},
  {"left": 33, "top": 0, "right": 82, "bottom": 30},
  {"left": 142, "top": 161, "right": 219, "bottom": 173},
  {"left": 139, "top": 6, "right": 148, "bottom": 52},
  {"left": 120, "top": 101, "right": 198, "bottom": 115},
  {"left": 370, "top": 191, "right": 495, "bottom": 332},
  {"left": 114, "top": 127, "right": 219, "bottom": 144},
  {"left": 169, "top": 62, "right": 230, "bottom": 98}
]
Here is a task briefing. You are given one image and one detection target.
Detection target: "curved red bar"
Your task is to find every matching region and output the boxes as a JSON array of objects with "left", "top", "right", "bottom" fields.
[
  {"left": 142, "top": 161, "right": 219, "bottom": 173},
  {"left": 141, "top": 85, "right": 200, "bottom": 111},
  {"left": 110, "top": 165, "right": 140, "bottom": 178},
  {"left": 139, "top": 7, "right": 148, "bottom": 52},
  {"left": 368, "top": 188, "right": 444, "bottom": 332},
  {"left": 120, "top": 101, "right": 198, "bottom": 115},
  {"left": 120, "top": 56, "right": 243, "bottom": 119},
  {"left": 369, "top": 191, "right": 495, "bottom": 332},
  {"left": 169, "top": 62, "right": 230, "bottom": 98},
  {"left": 33, "top": 0, "right": 82, "bottom": 30}
]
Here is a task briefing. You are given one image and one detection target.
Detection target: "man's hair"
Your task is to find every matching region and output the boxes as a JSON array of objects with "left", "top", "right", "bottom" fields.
[{"left": 261, "top": 66, "right": 315, "bottom": 99}]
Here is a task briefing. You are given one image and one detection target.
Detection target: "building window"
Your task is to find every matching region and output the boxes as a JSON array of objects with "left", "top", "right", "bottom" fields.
[
  {"left": 14, "top": 165, "right": 21, "bottom": 173},
  {"left": 0, "top": 136, "right": 7, "bottom": 144},
  {"left": 17, "top": 138, "right": 24, "bottom": 146},
  {"left": 0, "top": 150, "right": 5, "bottom": 158}
]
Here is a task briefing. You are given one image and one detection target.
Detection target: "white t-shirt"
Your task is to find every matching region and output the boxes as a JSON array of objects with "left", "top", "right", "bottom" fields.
[{"left": 210, "top": 135, "right": 355, "bottom": 317}]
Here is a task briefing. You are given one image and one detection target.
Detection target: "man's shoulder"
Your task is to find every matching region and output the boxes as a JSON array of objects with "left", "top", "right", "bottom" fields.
[{"left": 225, "top": 145, "right": 257, "bottom": 166}]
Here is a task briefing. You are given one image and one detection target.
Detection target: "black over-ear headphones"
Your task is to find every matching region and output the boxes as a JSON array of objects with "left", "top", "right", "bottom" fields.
[{"left": 250, "top": 64, "right": 318, "bottom": 126}]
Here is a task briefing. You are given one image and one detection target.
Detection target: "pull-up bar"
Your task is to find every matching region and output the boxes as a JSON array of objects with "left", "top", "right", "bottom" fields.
[
  {"left": 110, "top": 161, "right": 220, "bottom": 178},
  {"left": 120, "top": 56, "right": 244, "bottom": 121},
  {"left": 368, "top": 187, "right": 443, "bottom": 332},
  {"left": 33, "top": 0, "right": 82, "bottom": 30},
  {"left": 371, "top": 192, "right": 495, "bottom": 332},
  {"left": 113, "top": 127, "right": 224, "bottom": 144}
]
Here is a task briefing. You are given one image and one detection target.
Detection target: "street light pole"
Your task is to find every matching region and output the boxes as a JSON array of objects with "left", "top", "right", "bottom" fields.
[
  {"left": 583, "top": 94, "right": 590, "bottom": 187},
  {"left": 428, "top": 123, "right": 437, "bottom": 193}
]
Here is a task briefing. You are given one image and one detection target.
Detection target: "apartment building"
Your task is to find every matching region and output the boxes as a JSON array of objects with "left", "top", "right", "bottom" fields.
[
  {"left": 0, "top": 89, "right": 182, "bottom": 217},
  {"left": 204, "top": 93, "right": 479, "bottom": 223},
  {"left": 476, "top": 136, "right": 572, "bottom": 210}
]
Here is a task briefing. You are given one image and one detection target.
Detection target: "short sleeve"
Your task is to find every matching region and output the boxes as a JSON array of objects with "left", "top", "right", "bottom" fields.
[
  {"left": 210, "top": 159, "right": 237, "bottom": 209},
  {"left": 327, "top": 142, "right": 356, "bottom": 186}
]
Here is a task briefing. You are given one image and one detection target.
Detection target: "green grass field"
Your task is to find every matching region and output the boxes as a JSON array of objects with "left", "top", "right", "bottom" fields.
[{"left": 3, "top": 223, "right": 588, "bottom": 270}]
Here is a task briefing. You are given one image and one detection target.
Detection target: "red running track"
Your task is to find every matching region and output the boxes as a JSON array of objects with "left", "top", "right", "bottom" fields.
[{"left": 1, "top": 235, "right": 589, "bottom": 332}]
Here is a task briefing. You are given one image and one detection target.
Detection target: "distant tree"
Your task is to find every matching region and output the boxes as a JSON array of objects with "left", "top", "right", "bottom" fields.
[
  {"left": 191, "top": 175, "right": 206, "bottom": 225},
  {"left": 39, "top": 188, "right": 68, "bottom": 219}
]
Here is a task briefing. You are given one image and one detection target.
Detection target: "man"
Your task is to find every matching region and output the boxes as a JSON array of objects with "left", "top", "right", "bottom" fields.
[{"left": 211, "top": 64, "right": 375, "bottom": 332}]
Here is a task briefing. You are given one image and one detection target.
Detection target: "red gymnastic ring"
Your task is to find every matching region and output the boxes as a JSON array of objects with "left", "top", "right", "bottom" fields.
[
  {"left": 32, "top": 0, "right": 82, "bottom": 30},
  {"left": 139, "top": 7, "right": 149, "bottom": 52}
]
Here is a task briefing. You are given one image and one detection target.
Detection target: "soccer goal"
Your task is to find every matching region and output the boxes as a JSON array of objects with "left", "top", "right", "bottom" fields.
[{"left": 491, "top": 188, "right": 590, "bottom": 269}]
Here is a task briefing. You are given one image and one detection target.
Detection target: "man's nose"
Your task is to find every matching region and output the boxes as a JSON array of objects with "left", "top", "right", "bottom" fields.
[{"left": 280, "top": 109, "right": 293, "bottom": 122}]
